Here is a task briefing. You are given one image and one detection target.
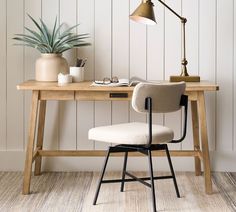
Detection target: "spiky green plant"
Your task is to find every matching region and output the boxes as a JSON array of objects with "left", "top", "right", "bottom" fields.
[{"left": 13, "top": 14, "right": 90, "bottom": 53}]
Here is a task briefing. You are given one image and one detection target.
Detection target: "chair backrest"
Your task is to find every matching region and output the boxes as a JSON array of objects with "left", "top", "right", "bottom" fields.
[{"left": 132, "top": 82, "right": 186, "bottom": 113}]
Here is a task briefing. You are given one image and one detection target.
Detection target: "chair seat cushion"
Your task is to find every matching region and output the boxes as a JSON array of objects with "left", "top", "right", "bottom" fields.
[{"left": 88, "top": 122, "right": 174, "bottom": 145}]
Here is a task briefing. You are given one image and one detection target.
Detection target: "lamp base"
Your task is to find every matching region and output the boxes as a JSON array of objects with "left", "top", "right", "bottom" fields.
[{"left": 169, "top": 75, "right": 200, "bottom": 82}]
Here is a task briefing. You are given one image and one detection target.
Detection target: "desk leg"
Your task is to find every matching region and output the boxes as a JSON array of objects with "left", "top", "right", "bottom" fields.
[
  {"left": 191, "top": 101, "right": 201, "bottom": 176},
  {"left": 34, "top": 100, "right": 46, "bottom": 176},
  {"left": 23, "top": 90, "right": 39, "bottom": 194},
  {"left": 198, "top": 92, "right": 212, "bottom": 194}
]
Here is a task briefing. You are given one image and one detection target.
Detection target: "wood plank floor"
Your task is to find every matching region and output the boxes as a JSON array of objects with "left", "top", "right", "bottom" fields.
[{"left": 0, "top": 172, "right": 234, "bottom": 212}]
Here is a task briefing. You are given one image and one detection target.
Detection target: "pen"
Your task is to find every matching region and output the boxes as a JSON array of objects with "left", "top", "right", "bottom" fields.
[
  {"left": 76, "top": 58, "right": 83, "bottom": 67},
  {"left": 81, "top": 58, "right": 87, "bottom": 67}
]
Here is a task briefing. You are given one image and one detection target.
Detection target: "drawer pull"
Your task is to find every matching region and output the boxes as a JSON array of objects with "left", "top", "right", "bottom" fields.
[{"left": 110, "top": 93, "right": 128, "bottom": 98}]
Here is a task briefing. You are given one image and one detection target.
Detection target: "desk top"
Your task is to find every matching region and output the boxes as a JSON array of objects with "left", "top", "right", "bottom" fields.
[{"left": 17, "top": 80, "right": 219, "bottom": 92}]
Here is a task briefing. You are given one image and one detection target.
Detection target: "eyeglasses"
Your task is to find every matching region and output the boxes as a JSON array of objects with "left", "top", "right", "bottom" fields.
[
  {"left": 103, "top": 76, "right": 119, "bottom": 84},
  {"left": 95, "top": 76, "right": 119, "bottom": 85}
]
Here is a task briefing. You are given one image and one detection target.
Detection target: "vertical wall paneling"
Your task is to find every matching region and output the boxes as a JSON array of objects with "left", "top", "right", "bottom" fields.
[
  {"left": 94, "top": 0, "right": 112, "bottom": 149},
  {"left": 94, "top": 0, "right": 112, "bottom": 80},
  {"left": 130, "top": 0, "right": 147, "bottom": 123},
  {"left": 234, "top": 0, "right": 236, "bottom": 151},
  {"left": 112, "top": 0, "right": 129, "bottom": 79},
  {"left": 60, "top": 1, "right": 77, "bottom": 67},
  {"left": 112, "top": 0, "right": 129, "bottom": 125},
  {"left": 147, "top": 1, "right": 164, "bottom": 81},
  {"left": 182, "top": 0, "right": 199, "bottom": 77},
  {"left": 216, "top": 0, "right": 234, "bottom": 151},
  {"left": 147, "top": 1, "right": 165, "bottom": 125},
  {"left": 94, "top": 102, "right": 111, "bottom": 149},
  {"left": 199, "top": 0, "right": 216, "bottom": 151},
  {"left": 164, "top": 0, "right": 182, "bottom": 150},
  {"left": 59, "top": 0, "right": 77, "bottom": 150},
  {"left": 24, "top": 0, "right": 41, "bottom": 150},
  {"left": 77, "top": 0, "right": 95, "bottom": 150},
  {"left": 0, "top": 0, "right": 6, "bottom": 150},
  {"left": 7, "top": 0, "right": 24, "bottom": 150},
  {"left": 181, "top": 0, "right": 199, "bottom": 150},
  {"left": 77, "top": 101, "right": 94, "bottom": 150},
  {"left": 164, "top": 0, "right": 182, "bottom": 77},
  {"left": 42, "top": 0, "right": 60, "bottom": 150},
  {"left": 130, "top": 0, "right": 147, "bottom": 79},
  {"left": 77, "top": 0, "right": 95, "bottom": 81},
  {"left": 1, "top": 0, "right": 236, "bottom": 171}
]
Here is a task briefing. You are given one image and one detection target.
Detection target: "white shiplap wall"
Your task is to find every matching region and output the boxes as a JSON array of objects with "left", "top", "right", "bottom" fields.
[{"left": 0, "top": 0, "right": 235, "bottom": 171}]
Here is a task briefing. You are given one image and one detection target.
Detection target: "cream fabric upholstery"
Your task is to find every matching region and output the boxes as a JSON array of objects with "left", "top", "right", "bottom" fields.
[
  {"left": 132, "top": 82, "right": 186, "bottom": 113},
  {"left": 89, "top": 83, "right": 185, "bottom": 146},
  {"left": 89, "top": 122, "right": 174, "bottom": 145}
]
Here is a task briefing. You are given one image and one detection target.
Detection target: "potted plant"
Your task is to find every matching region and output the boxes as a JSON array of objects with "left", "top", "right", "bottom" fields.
[{"left": 13, "top": 14, "right": 90, "bottom": 81}]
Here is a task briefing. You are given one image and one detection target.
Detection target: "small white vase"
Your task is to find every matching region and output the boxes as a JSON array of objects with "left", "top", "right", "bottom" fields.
[
  {"left": 58, "top": 73, "right": 72, "bottom": 86},
  {"left": 35, "top": 53, "right": 69, "bottom": 81}
]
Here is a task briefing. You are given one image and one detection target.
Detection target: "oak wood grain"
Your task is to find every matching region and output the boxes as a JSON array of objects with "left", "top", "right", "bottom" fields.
[
  {"left": 37, "top": 150, "right": 200, "bottom": 157},
  {"left": 17, "top": 80, "right": 219, "bottom": 92},
  {"left": 34, "top": 100, "right": 46, "bottom": 176},
  {"left": 198, "top": 92, "right": 213, "bottom": 194},
  {"left": 23, "top": 90, "right": 39, "bottom": 194},
  {"left": 191, "top": 100, "right": 202, "bottom": 176}
]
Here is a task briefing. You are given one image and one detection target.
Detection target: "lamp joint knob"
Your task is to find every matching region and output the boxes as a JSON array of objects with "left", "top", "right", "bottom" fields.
[{"left": 181, "top": 18, "right": 187, "bottom": 23}]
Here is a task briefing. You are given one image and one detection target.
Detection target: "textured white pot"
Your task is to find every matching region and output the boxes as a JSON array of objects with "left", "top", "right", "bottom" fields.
[{"left": 35, "top": 53, "right": 69, "bottom": 81}]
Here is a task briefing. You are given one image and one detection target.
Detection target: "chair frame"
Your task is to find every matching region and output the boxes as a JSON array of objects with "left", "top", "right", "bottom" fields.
[{"left": 93, "top": 94, "right": 188, "bottom": 212}]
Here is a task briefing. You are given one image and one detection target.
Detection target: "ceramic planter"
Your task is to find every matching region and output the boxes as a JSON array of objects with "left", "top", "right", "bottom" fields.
[{"left": 35, "top": 53, "right": 69, "bottom": 81}]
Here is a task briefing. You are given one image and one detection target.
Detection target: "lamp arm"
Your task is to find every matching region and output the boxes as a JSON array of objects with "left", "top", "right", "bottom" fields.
[{"left": 157, "top": 0, "right": 186, "bottom": 22}]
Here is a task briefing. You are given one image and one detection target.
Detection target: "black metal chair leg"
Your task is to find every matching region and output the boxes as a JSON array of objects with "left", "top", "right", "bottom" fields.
[
  {"left": 148, "top": 150, "right": 157, "bottom": 212},
  {"left": 120, "top": 152, "right": 128, "bottom": 192},
  {"left": 93, "top": 148, "right": 111, "bottom": 205},
  {"left": 165, "top": 145, "right": 180, "bottom": 198}
]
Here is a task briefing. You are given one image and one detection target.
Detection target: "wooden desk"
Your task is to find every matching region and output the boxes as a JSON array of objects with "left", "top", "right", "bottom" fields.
[{"left": 17, "top": 80, "right": 219, "bottom": 195}]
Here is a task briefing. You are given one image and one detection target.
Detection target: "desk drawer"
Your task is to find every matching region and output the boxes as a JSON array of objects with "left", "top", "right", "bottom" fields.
[
  {"left": 40, "top": 91, "right": 75, "bottom": 100},
  {"left": 75, "top": 91, "right": 132, "bottom": 101}
]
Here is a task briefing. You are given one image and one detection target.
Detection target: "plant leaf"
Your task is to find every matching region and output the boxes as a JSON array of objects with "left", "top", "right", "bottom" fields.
[
  {"left": 14, "top": 33, "right": 42, "bottom": 43},
  {"left": 73, "top": 43, "right": 91, "bottom": 47},
  {"left": 50, "top": 17, "right": 57, "bottom": 46},
  {"left": 52, "top": 34, "right": 89, "bottom": 51},
  {"left": 39, "top": 18, "right": 51, "bottom": 45},
  {"left": 14, "top": 43, "right": 47, "bottom": 53},
  {"left": 24, "top": 27, "right": 46, "bottom": 43},
  {"left": 14, "top": 35, "right": 55, "bottom": 51},
  {"left": 13, "top": 37, "right": 40, "bottom": 45},
  {"left": 13, "top": 15, "right": 90, "bottom": 54},
  {"left": 27, "top": 14, "right": 47, "bottom": 41},
  {"left": 54, "top": 23, "right": 64, "bottom": 39},
  {"left": 58, "top": 24, "right": 80, "bottom": 39}
]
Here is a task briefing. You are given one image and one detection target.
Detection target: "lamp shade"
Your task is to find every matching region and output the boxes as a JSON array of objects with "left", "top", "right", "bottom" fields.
[{"left": 130, "top": 0, "right": 156, "bottom": 25}]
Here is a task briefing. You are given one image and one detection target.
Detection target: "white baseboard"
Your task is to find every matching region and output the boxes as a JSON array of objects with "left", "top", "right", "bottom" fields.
[{"left": 0, "top": 150, "right": 235, "bottom": 172}]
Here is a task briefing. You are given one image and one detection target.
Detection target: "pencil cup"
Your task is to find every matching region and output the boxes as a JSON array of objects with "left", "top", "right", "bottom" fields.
[{"left": 70, "top": 67, "right": 84, "bottom": 82}]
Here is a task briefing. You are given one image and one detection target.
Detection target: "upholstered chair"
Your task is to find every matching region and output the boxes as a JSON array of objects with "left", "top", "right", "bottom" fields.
[{"left": 89, "top": 82, "right": 188, "bottom": 212}]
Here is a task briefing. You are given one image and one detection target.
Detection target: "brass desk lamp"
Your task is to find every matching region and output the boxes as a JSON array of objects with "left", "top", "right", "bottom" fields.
[{"left": 130, "top": 0, "right": 200, "bottom": 82}]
